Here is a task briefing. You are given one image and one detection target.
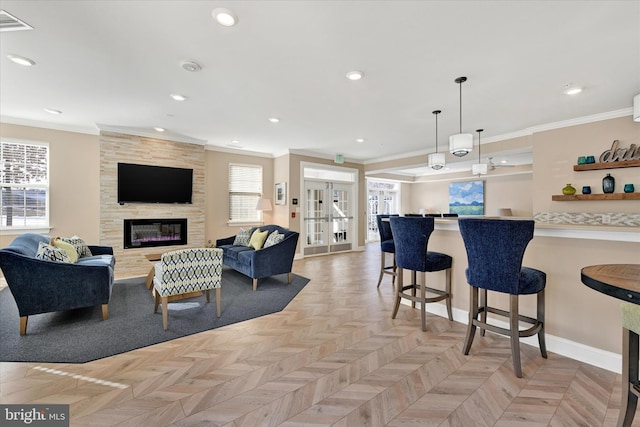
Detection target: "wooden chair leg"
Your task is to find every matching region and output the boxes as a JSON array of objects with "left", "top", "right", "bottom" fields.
[
  {"left": 253, "top": 278, "right": 258, "bottom": 291},
  {"left": 480, "top": 288, "right": 488, "bottom": 337},
  {"left": 420, "top": 272, "right": 427, "bottom": 332},
  {"left": 377, "top": 252, "right": 385, "bottom": 288},
  {"left": 392, "top": 254, "right": 397, "bottom": 286},
  {"left": 161, "top": 296, "right": 169, "bottom": 330},
  {"left": 619, "top": 327, "right": 639, "bottom": 427},
  {"left": 20, "top": 316, "right": 28, "bottom": 335},
  {"left": 462, "top": 286, "right": 478, "bottom": 355},
  {"left": 411, "top": 270, "right": 417, "bottom": 309},
  {"left": 537, "top": 289, "right": 547, "bottom": 358},
  {"left": 216, "top": 288, "right": 221, "bottom": 317},
  {"left": 510, "top": 294, "right": 523, "bottom": 378},
  {"left": 102, "top": 304, "right": 109, "bottom": 320},
  {"left": 288, "top": 272, "right": 292, "bottom": 283},
  {"left": 154, "top": 291, "right": 160, "bottom": 313},
  {"left": 205, "top": 289, "right": 211, "bottom": 303},
  {"left": 445, "top": 268, "right": 453, "bottom": 321},
  {"left": 391, "top": 267, "right": 403, "bottom": 319}
]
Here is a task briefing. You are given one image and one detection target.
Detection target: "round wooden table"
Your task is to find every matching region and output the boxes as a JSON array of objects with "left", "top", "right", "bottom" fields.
[{"left": 581, "top": 264, "right": 640, "bottom": 303}]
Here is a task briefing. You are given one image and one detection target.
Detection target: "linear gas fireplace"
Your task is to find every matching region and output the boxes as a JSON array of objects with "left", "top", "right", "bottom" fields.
[{"left": 124, "top": 218, "right": 187, "bottom": 249}]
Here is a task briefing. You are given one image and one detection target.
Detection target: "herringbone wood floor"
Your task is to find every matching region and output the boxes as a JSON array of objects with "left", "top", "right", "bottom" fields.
[{"left": 1, "top": 243, "right": 638, "bottom": 426}]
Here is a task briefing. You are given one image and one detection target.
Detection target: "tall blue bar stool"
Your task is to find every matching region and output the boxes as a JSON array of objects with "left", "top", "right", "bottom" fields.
[
  {"left": 376, "top": 214, "right": 398, "bottom": 288},
  {"left": 389, "top": 216, "right": 453, "bottom": 331},
  {"left": 458, "top": 218, "right": 547, "bottom": 378},
  {"left": 619, "top": 302, "right": 640, "bottom": 427}
]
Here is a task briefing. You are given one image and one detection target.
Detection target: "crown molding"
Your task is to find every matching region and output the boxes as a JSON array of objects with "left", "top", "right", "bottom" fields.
[
  {"left": 1, "top": 116, "right": 99, "bottom": 135},
  {"left": 96, "top": 124, "right": 206, "bottom": 145}
]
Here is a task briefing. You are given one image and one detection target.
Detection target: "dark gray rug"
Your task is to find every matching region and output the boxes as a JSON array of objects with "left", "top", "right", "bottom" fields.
[{"left": 0, "top": 268, "right": 309, "bottom": 363}]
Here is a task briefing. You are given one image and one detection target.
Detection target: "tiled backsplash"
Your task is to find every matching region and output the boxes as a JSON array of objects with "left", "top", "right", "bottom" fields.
[{"left": 534, "top": 212, "right": 640, "bottom": 227}]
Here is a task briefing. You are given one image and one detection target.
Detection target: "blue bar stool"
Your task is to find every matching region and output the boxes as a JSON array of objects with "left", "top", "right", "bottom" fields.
[
  {"left": 376, "top": 214, "right": 398, "bottom": 288},
  {"left": 619, "top": 302, "right": 640, "bottom": 427},
  {"left": 458, "top": 218, "right": 547, "bottom": 378},
  {"left": 389, "top": 216, "right": 453, "bottom": 331}
]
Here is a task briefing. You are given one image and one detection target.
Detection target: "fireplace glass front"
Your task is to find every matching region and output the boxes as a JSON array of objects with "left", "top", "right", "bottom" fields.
[{"left": 124, "top": 218, "right": 187, "bottom": 249}]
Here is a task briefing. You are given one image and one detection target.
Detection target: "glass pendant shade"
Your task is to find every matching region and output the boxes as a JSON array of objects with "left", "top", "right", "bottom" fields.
[
  {"left": 449, "top": 133, "right": 473, "bottom": 157},
  {"left": 472, "top": 163, "right": 488, "bottom": 175},
  {"left": 428, "top": 152, "right": 445, "bottom": 169}
]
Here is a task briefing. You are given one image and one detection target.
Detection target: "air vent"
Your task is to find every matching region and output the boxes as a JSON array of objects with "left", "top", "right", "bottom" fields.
[{"left": 0, "top": 10, "right": 33, "bottom": 32}]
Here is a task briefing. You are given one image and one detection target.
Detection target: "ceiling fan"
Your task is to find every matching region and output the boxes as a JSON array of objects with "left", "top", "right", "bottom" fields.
[{"left": 488, "top": 157, "right": 515, "bottom": 170}]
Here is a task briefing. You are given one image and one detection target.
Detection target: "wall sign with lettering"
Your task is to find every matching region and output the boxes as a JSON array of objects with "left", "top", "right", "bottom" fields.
[{"left": 599, "top": 140, "right": 640, "bottom": 163}]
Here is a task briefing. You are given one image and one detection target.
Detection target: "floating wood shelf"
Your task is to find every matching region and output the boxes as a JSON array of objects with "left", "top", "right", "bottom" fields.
[
  {"left": 573, "top": 160, "right": 640, "bottom": 171},
  {"left": 552, "top": 193, "right": 640, "bottom": 201}
]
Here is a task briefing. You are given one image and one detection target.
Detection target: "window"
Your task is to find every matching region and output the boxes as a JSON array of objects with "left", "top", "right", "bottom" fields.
[
  {"left": 228, "top": 164, "right": 262, "bottom": 224},
  {"left": 1, "top": 140, "right": 49, "bottom": 229}
]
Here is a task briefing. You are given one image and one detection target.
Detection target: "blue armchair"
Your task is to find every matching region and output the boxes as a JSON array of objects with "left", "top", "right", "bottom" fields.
[
  {"left": 0, "top": 233, "right": 115, "bottom": 335},
  {"left": 216, "top": 225, "right": 299, "bottom": 291}
]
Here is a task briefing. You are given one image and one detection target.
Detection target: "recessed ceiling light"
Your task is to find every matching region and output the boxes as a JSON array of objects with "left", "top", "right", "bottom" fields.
[
  {"left": 170, "top": 93, "right": 188, "bottom": 101},
  {"left": 231, "top": 139, "right": 240, "bottom": 144},
  {"left": 346, "top": 71, "right": 364, "bottom": 81},
  {"left": 563, "top": 84, "right": 583, "bottom": 95},
  {"left": 180, "top": 60, "right": 202, "bottom": 72},
  {"left": 268, "top": 117, "right": 280, "bottom": 123},
  {"left": 44, "top": 108, "right": 61, "bottom": 115},
  {"left": 7, "top": 54, "right": 35, "bottom": 66},
  {"left": 356, "top": 138, "right": 365, "bottom": 143},
  {"left": 212, "top": 8, "right": 238, "bottom": 27},
  {"left": 500, "top": 160, "right": 508, "bottom": 164},
  {"left": 154, "top": 127, "right": 165, "bottom": 132}
]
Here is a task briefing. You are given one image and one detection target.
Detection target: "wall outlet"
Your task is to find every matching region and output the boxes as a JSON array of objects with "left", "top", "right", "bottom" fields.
[{"left": 602, "top": 214, "right": 611, "bottom": 224}]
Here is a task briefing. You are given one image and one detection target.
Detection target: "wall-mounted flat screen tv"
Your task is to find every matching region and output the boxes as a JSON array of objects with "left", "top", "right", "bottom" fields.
[{"left": 117, "top": 163, "right": 193, "bottom": 204}]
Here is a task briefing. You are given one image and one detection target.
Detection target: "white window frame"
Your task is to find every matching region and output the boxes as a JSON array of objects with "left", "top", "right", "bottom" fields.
[
  {"left": 0, "top": 138, "right": 50, "bottom": 233},
  {"left": 228, "top": 163, "right": 263, "bottom": 226}
]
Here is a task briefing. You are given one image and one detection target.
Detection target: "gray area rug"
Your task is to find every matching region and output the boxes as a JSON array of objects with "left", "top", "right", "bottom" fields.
[{"left": 0, "top": 268, "right": 309, "bottom": 363}]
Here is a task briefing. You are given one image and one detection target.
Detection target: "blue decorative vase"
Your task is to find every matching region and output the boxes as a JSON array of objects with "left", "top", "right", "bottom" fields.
[
  {"left": 582, "top": 186, "right": 591, "bottom": 195},
  {"left": 624, "top": 183, "right": 635, "bottom": 193},
  {"left": 603, "top": 174, "right": 615, "bottom": 194}
]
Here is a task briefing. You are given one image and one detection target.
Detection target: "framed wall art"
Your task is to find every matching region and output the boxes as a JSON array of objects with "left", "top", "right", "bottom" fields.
[
  {"left": 275, "top": 182, "right": 287, "bottom": 205},
  {"left": 449, "top": 180, "right": 484, "bottom": 215}
]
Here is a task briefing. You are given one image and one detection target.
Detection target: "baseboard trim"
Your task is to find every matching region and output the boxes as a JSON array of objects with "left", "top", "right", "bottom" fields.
[{"left": 402, "top": 300, "right": 621, "bottom": 374}]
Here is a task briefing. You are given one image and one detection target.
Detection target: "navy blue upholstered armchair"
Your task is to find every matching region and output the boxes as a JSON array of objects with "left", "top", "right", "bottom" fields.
[
  {"left": 389, "top": 216, "right": 453, "bottom": 331},
  {"left": 376, "top": 214, "right": 398, "bottom": 287},
  {"left": 458, "top": 218, "right": 547, "bottom": 378}
]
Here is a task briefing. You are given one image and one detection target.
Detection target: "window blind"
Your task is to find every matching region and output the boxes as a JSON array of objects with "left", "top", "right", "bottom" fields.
[
  {"left": 1, "top": 141, "right": 49, "bottom": 228},
  {"left": 228, "top": 164, "right": 262, "bottom": 223}
]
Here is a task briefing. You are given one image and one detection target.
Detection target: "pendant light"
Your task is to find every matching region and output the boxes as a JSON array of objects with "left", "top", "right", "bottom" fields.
[
  {"left": 449, "top": 76, "right": 473, "bottom": 157},
  {"left": 427, "top": 109, "right": 445, "bottom": 170},
  {"left": 471, "top": 128, "right": 488, "bottom": 176}
]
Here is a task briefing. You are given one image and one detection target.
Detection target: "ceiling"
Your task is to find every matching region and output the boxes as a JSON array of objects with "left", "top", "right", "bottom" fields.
[{"left": 1, "top": 1, "right": 639, "bottom": 176}]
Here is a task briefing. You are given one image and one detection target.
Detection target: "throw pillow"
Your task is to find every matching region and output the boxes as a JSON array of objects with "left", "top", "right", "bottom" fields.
[
  {"left": 61, "top": 235, "right": 93, "bottom": 258},
  {"left": 263, "top": 230, "right": 285, "bottom": 248},
  {"left": 51, "top": 237, "right": 79, "bottom": 262},
  {"left": 249, "top": 228, "right": 269, "bottom": 249},
  {"left": 35, "top": 241, "right": 72, "bottom": 263},
  {"left": 233, "top": 228, "right": 254, "bottom": 246}
]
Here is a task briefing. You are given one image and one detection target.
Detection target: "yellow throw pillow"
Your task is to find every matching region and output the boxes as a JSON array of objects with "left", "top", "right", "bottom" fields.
[
  {"left": 248, "top": 229, "right": 269, "bottom": 249},
  {"left": 51, "top": 237, "right": 79, "bottom": 263}
]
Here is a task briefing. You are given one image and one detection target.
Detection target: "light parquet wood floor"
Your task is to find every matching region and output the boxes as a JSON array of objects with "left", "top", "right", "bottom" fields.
[{"left": 1, "top": 243, "right": 638, "bottom": 426}]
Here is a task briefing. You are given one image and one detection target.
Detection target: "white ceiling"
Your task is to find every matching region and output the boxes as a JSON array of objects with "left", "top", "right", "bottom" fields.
[{"left": 1, "top": 1, "right": 639, "bottom": 175}]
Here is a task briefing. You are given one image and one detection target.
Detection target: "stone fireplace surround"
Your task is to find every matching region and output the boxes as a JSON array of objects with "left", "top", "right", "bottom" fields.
[{"left": 99, "top": 132, "right": 205, "bottom": 279}]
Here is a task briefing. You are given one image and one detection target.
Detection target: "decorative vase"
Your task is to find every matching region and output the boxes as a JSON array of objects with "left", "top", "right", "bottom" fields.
[
  {"left": 582, "top": 186, "right": 591, "bottom": 195},
  {"left": 603, "top": 174, "right": 615, "bottom": 194},
  {"left": 562, "top": 184, "right": 577, "bottom": 195},
  {"left": 624, "top": 183, "right": 635, "bottom": 193}
]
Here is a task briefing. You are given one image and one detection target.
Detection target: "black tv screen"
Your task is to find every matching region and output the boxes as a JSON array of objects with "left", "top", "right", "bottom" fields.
[{"left": 117, "top": 163, "right": 193, "bottom": 204}]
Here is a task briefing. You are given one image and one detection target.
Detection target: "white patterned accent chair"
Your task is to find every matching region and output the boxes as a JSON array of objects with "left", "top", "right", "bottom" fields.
[{"left": 153, "top": 248, "right": 223, "bottom": 330}]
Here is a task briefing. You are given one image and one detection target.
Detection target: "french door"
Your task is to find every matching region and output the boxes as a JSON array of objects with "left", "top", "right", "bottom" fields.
[{"left": 303, "top": 181, "right": 353, "bottom": 256}]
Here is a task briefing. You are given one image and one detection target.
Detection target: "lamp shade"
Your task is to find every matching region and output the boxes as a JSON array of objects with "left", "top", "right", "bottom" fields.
[
  {"left": 634, "top": 93, "right": 640, "bottom": 122},
  {"left": 428, "top": 152, "right": 445, "bottom": 170},
  {"left": 497, "top": 208, "right": 513, "bottom": 216},
  {"left": 472, "top": 163, "right": 488, "bottom": 176},
  {"left": 449, "top": 133, "right": 473, "bottom": 157},
  {"left": 256, "top": 198, "right": 272, "bottom": 211}
]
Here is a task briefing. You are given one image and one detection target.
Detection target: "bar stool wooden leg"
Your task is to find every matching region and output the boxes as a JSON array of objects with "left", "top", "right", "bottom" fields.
[{"left": 618, "top": 326, "right": 639, "bottom": 427}]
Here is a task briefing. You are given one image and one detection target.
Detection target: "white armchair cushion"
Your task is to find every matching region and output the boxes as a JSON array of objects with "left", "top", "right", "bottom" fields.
[{"left": 153, "top": 248, "right": 223, "bottom": 297}]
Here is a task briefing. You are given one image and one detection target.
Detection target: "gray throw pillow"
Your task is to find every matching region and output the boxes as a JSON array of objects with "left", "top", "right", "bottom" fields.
[{"left": 263, "top": 230, "right": 285, "bottom": 248}]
